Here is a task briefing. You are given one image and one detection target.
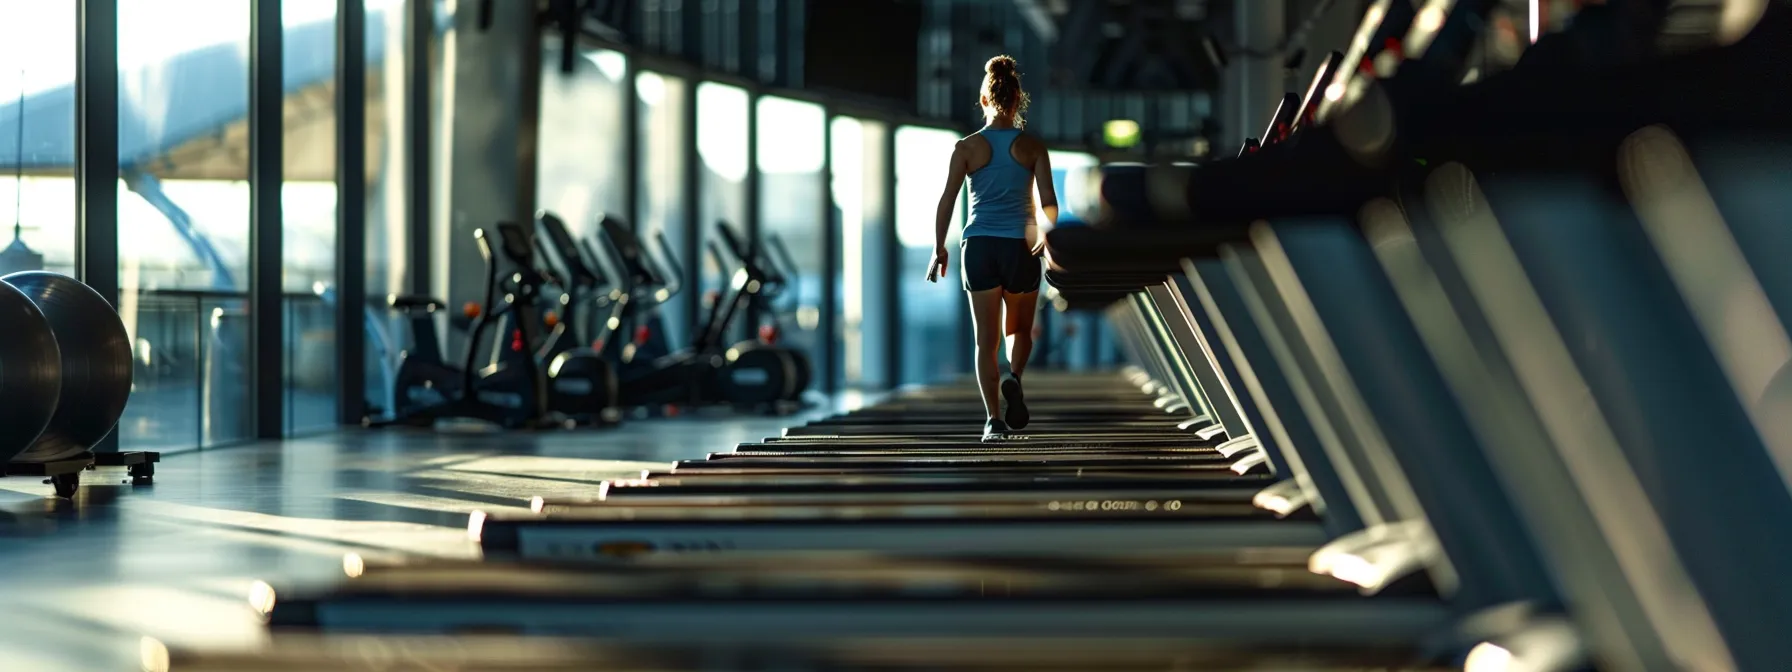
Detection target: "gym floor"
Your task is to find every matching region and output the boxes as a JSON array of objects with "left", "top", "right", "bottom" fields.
[{"left": 0, "top": 398, "right": 866, "bottom": 672}]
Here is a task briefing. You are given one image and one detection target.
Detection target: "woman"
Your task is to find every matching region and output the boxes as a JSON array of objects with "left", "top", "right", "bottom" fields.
[{"left": 926, "top": 54, "right": 1057, "bottom": 442}]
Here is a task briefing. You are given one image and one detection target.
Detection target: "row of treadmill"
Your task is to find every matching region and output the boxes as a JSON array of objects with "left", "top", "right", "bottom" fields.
[{"left": 164, "top": 1, "right": 1792, "bottom": 670}]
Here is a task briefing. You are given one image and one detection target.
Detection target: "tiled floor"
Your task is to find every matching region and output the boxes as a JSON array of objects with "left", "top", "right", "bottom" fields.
[{"left": 0, "top": 404, "right": 855, "bottom": 672}]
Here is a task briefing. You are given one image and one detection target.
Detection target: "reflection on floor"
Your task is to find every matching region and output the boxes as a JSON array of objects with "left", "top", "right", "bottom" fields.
[{"left": 0, "top": 402, "right": 857, "bottom": 672}]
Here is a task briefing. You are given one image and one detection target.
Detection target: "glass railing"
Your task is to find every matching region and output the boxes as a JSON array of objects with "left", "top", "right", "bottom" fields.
[
  {"left": 284, "top": 292, "right": 340, "bottom": 435},
  {"left": 116, "top": 288, "right": 392, "bottom": 451},
  {"left": 118, "top": 289, "right": 253, "bottom": 451}
]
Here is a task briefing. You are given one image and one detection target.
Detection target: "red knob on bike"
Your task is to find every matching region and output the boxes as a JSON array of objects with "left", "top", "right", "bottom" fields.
[
  {"left": 635, "top": 325, "right": 651, "bottom": 345},
  {"left": 759, "top": 324, "right": 779, "bottom": 345},
  {"left": 510, "top": 329, "right": 524, "bottom": 352}
]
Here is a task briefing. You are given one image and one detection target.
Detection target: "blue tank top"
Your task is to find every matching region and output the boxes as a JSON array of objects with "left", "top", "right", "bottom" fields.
[{"left": 964, "top": 128, "right": 1035, "bottom": 240}]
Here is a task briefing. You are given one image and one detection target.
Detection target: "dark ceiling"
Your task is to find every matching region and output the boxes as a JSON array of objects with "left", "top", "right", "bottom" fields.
[{"left": 1018, "top": 0, "right": 1225, "bottom": 91}]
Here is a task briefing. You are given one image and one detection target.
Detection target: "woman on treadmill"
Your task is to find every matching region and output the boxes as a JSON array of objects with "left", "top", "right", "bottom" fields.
[{"left": 926, "top": 54, "right": 1058, "bottom": 442}]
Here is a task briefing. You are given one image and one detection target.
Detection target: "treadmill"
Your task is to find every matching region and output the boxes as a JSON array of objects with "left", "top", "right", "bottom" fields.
[
  {"left": 434, "top": 0, "right": 1515, "bottom": 594},
  {"left": 163, "top": 631, "right": 1457, "bottom": 671},
  {"left": 232, "top": 2, "right": 1604, "bottom": 666}
]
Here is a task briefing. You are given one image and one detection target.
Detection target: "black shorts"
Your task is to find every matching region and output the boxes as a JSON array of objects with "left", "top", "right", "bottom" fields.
[{"left": 960, "top": 236, "right": 1042, "bottom": 293}]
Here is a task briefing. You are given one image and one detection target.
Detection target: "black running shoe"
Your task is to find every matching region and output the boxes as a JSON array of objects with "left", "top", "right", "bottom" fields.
[
  {"left": 1001, "top": 373, "right": 1029, "bottom": 430},
  {"left": 982, "top": 417, "right": 1010, "bottom": 443}
]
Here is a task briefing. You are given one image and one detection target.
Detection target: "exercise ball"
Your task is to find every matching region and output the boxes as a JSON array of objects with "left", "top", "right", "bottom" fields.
[
  {"left": 4, "top": 272, "right": 133, "bottom": 462},
  {"left": 0, "top": 279, "right": 60, "bottom": 463}
]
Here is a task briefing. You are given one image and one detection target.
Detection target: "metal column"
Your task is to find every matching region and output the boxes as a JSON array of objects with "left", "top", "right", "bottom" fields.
[
  {"left": 819, "top": 106, "right": 838, "bottom": 394},
  {"left": 881, "top": 122, "right": 901, "bottom": 388},
  {"left": 744, "top": 89, "right": 761, "bottom": 331},
  {"left": 250, "top": 0, "right": 286, "bottom": 439},
  {"left": 679, "top": 67, "right": 702, "bottom": 337},
  {"left": 405, "top": 0, "right": 432, "bottom": 297},
  {"left": 336, "top": 0, "right": 368, "bottom": 424},
  {"left": 623, "top": 58, "right": 641, "bottom": 232},
  {"left": 76, "top": 0, "right": 121, "bottom": 452}
]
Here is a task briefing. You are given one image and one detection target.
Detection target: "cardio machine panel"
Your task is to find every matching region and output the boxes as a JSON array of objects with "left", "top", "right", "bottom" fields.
[{"left": 495, "top": 222, "right": 537, "bottom": 265}]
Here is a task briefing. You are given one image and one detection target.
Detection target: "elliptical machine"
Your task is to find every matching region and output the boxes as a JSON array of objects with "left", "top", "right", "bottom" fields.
[
  {"left": 717, "top": 224, "right": 813, "bottom": 403},
  {"left": 492, "top": 212, "right": 621, "bottom": 426},
  {"left": 594, "top": 219, "right": 799, "bottom": 410},
  {"left": 375, "top": 224, "right": 557, "bottom": 429},
  {"left": 590, "top": 215, "right": 683, "bottom": 374}
]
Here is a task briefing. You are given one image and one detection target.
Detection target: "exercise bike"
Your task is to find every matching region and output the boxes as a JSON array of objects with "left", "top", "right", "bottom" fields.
[
  {"left": 715, "top": 223, "right": 813, "bottom": 404},
  {"left": 594, "top": 218, "right": 799, "bottom": 410},
  {"left": 374, "top": 224, "right": 558, "bottom": 429}
]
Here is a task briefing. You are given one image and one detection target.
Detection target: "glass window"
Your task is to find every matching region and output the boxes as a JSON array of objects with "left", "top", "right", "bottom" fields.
[
  {"left": 283, "top": 0, "right": 340, "bottom": 435},
  {"left": 1034, "top": 150, "right": 1098, "bottom": 371},
  {"left": 361, "top": 0, "right": 418, "bottom": 421},
  {"left": 365, "top": 0, "right": 453, "bottom": 420},
  {"left": 893, "top": 125, "right": 965, "bottom": 385},
  {"left": 536, "top": 45, "right": 628, "bottom": 237},
  {"left": 634, "top": 70, "right": 689, "bottom": 346},
  {"left": 115, "top": 0, "right": 253, "bottom": 450},
  {"left": 1043, "top": 150, "right": 1099, "bottom": 226},
  {"left": 0, "top": 2, "right": 77, "bottom": 278},
  {"left": 754, "top": 95, "right": 825, "bottom": 395},
  {"left": 695, "top": 81, "right": 748, "bottom": 340},
  {"left": 829, "top": 116, "right": 889, "bottom": 391}
]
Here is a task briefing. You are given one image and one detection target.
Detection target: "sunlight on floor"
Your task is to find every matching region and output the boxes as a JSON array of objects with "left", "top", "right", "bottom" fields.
[
  {"left": 124, "top": 499, "right": 477, "bottom": 557},
  {"left": 335, "top": 490, "right": 532, "bottom": 517},
  {"left": 440, "top": 455, "right": 671, "bottom": 477}
]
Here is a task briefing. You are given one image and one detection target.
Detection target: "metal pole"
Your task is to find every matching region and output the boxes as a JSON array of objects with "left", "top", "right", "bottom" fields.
[
  {"left": 744, "top": 89, "right": 761, "bottom": 333},
  {"left": 623, "top": 58, "right": 641, "bottom": 230},
  {"left": 881, "top": 122, "right": 901, "bottom": 387},
  {"left": 250, "top": 0, "right": 286, "bottom": 438},
  {"left": 679, "top": 66, "right": 701, "bottom": 339},
  {"left": 337, "top": 0, "right": 368, "bottom": 424},
  {"left": 819, "top": 105, "right": 837, "bottom": 393},
  {"left": 76, "top": 0, "right": 121, "bottom": 451},
  {"left": 406, "top": 0, "right": 432, "bottom": 296}
]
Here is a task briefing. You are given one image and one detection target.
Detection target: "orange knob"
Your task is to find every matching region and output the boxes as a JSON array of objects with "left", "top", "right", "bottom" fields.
[
  {"left": 544, "top": 310, "right": 560, "bottom": 327},
  {"left": 463, "top": 301, "right": 482, "bottom": 318}
]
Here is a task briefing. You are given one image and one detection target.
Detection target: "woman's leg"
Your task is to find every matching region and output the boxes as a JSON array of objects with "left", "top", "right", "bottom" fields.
[
  {"left": 999, "top": 289, "right": 1040, "bottom": 429},
  {"left": 968, "top": 287, "right": 1007, "bottom": 424},
  {"left": 1001, "top": 290, "right": 1040, "bottom": 377}
]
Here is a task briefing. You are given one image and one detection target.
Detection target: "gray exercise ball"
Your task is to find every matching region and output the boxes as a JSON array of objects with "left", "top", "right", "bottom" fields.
[
  {"left": 0, "top": 278, "right": 60, "bottom": 463},
  {"left": 4, "top": 272, "right": 133, "bottom": 462}
]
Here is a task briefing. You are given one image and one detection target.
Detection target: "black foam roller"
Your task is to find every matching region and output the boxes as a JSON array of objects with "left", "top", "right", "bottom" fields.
[
  {"left": 5, "top": 272, "right": 133, "bottom": 462},
  {"left": 0, "top": 279, "right": 60, "bottom": 463}
]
